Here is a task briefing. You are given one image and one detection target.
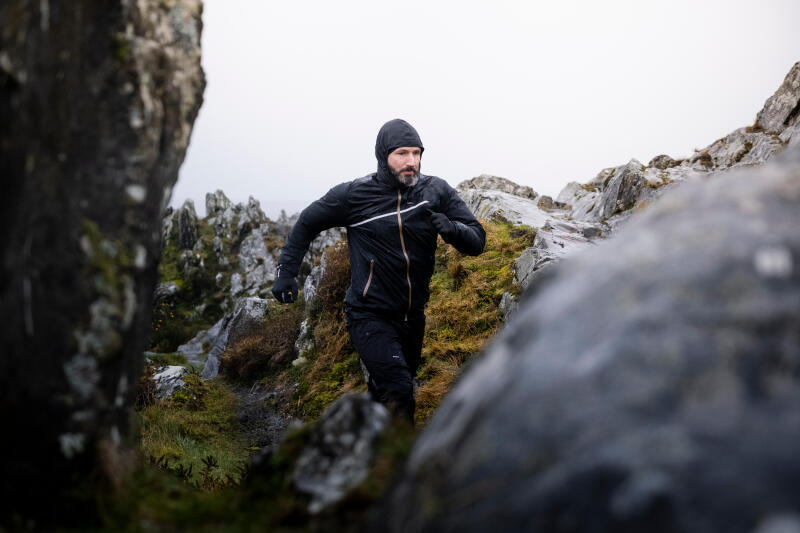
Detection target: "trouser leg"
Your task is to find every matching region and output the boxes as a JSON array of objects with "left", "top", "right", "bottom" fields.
[{"left": 347, "top": 316, "right": 425, "bottom": 424}]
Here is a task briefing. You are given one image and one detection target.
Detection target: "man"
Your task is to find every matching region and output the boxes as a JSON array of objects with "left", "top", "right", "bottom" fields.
[{"left": 272, "top": 119, "right": 485, "bottom": 422}]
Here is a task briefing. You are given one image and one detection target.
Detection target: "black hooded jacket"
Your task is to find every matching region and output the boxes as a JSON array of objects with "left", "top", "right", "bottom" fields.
[{"left": 278, "top": 119, "right": 486, "bottom": 320}]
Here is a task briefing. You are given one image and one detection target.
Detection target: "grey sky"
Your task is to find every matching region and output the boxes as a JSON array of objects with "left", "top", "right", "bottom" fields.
[{"left": 173, "top": 0, "right": 800, "bottom": 219}]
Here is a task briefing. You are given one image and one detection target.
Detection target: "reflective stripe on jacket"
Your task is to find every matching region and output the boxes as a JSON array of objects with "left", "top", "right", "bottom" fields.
[{"left": 278, "top": 172, "right": 486, "bottom": 320}]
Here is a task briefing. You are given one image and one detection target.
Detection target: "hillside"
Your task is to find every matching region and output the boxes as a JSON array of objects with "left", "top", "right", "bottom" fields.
[{"left": 125, "top": 63, "right": 800, "bottom": 531}]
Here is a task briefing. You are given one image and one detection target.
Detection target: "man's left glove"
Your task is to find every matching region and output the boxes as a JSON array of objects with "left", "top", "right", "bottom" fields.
[
  {"left": 271, "top": 273, "right": 298, "bottom": 304},
  {"left": 429, "top": 210, "right": 457, "bottom": 240}
]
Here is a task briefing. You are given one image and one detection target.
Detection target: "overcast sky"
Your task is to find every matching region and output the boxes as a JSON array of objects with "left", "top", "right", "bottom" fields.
[{"left": 173, "top": 0, "right": 800, "bottom": 219}]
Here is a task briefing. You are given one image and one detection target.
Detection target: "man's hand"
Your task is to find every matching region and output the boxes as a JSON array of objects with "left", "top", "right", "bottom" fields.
[
  {"left": 429, "top": 210, "right": 457, "bottom": 240},
  {"left": 271, "top": 275, "right": 298, "bottom": 304}
]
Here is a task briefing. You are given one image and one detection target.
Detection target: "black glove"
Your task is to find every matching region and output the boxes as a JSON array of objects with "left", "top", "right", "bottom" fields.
[
  {"left": 271, "top": 275, "right": 298, "bottom": 304},
  {"left": 429, "top": 210, "right": 457, "bottom": 240}
]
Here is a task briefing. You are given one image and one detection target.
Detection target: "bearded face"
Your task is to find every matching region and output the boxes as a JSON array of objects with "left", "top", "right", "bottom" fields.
[{"left": 387, "top": 147, "right": 422, "bottom": 187}]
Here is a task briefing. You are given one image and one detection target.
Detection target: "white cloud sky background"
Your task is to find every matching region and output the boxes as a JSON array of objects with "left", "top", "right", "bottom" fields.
[{"left": 174, "top": 0, "right": 800, "bottom": 219}]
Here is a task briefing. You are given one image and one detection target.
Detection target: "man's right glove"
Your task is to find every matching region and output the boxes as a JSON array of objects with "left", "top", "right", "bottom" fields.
[{"left": 271, "top": 274, "right": 298, "bottom": 304}]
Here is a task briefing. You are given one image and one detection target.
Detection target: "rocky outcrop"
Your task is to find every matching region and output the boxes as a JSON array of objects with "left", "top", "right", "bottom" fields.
[
  {"left": 377, "top": 146, "right": 800, "bottom": 533},
  {"left": 457, "top": 180, "right": 603, "bottom": 311},
  {"left": 458, "top": 174, "right": 539, "bottom": 200},
  {"left": 177, "top": 199, "right": 199, "bottom": 250},
  {"left": 0, "top": 0, "right": 204, "bottom": 522},
  {"left": 757, "top": 61, "right": 800, "bottom": 139},
  {"left": 293, "top": 393, "right": 390, "bottom": 514},
  {"left": 557, "top": 63, "right": 800, "bottom": 228}
]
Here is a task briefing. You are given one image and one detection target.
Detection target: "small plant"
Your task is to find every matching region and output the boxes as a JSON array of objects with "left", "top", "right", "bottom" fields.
[
  {"left": 135, "top": 363, "right": 158, "bottom": 410},
  {"left": 170, "top": 373, "right": 207, "bottom": 410}
]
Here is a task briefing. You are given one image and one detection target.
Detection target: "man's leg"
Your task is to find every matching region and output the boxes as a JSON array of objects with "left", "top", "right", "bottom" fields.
[
  {"left": 401, "top": 315, "right": 426, "bottom": 380},
  {"left": 347, "top": 318, "right": 415, "bottom": 423}
]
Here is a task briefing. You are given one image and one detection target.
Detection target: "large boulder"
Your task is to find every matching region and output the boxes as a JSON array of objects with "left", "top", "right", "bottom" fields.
[
  {"left": 0, "top": 0, "right": 204, "bottom": 523},
  {"left": 293, "top": 393, "right": 390, "bottom": 514},
  {"left": 376, "top": 147, "right": 800, "bottom": 533}
]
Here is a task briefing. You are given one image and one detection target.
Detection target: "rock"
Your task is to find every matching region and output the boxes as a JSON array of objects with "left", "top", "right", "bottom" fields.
[
  {"left": 236, "top": 196, "right": 267, "bottom": 236},
  {"left": 0, "top": 0, "right": 204, "bottom": 520},
  {"left": 293, "top": 393, "right": 390, "bottom": 514},
  {"left": 756, "top": 61, "right": 800, "bottom": 134},
  {"left": 294, "top": 318, "right": 314, "bottom": 359},
  {"left": 179, "top": 249, "right": 204, "bottom": 276},
  {"left": 304, "top": 227, "right": 345, "bottom": 275},
  {"left": 752, "top": 514, "right": 800, "bottom": 533},
  {"left": 303, "top": 253, "right": 327, "bottom": 305},
  {"left": 177, "top": 318, "right": 224, "bottom": 366},
  {"left": 702, "top": 128, "right": 784, "bottom": 169},
  {"left": 514, "top": 221, "right": 596, "bottom": 292},
  {"left": 212, "top": 235, "right": 230, "bottom": 267},
  {"left": 201, "top": 297, "right": 271, "bottom": 379},
  {"left": 596, "top": 159, "right": 647, "bottom": 220},
  {"left": 648, "top": 154, "right": 678, "bottom": 169},
  {"left": 230, "top": 272, "right": 244, "bottom": 296},
  {"left": 206, "top": 189, "right": 235, "bottom": 240},
  {"left": 176, "top": 199, "right": 199, "bottom": 250},
  {"left": 498, "top": 291, "right": 517, "bottom": 321},
  {"left": 162, "top": 206, "right": 176, "bottom": 243},
  {"left": 376, "top": 146, "right": 800, "bottom": 533},
  {"left": 459, "top": 188, "right": 551, "bottom": 228},
  {"left": 152, "top": 365, "right": 188, "bottom": 399},
  {"left": 236, "top": 381, "right": 298, "bottom": 453},
  {"left": 537, "top": 195, "right": 554, "bottom": 210},
  {"left": 153, "top": 282, "right": 180, "bottom": 305},
  {"left": 205, "top": 189, "right": 232, "bottom": 217},
  {"left": 457, "top": 174, "right": 539, "bottom": 200},
  {"left": 237, "top": 224, "right": 276, "bottom": 296}
]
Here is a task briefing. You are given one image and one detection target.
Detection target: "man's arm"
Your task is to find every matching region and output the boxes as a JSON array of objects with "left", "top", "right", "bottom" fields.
[
  {"left": 273, "top": 182, "right": 350, "bottom": 302},
  {"left": 430, "top": 181, "right": 486, "bottom": 256}
]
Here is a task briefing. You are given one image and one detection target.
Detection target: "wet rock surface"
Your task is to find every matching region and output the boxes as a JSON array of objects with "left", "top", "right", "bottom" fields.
[
  {"left": 293, "top": 393, "right": 390, "bottom": 514},
  {"left": 377, "top": 147, "right": 800, "bottom": 533},
  {"left": 0, "top": 0, "right": 204, "bottom": 519}
]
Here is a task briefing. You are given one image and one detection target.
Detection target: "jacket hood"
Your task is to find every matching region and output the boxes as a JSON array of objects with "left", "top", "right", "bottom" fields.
[{"left": 375, "top": 119, "right": 424, "bottom": 187}]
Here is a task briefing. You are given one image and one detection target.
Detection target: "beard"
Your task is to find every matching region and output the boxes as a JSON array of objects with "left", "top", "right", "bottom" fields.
[{"left": 390, "top": 165, "right": 420, "bottom": 187}]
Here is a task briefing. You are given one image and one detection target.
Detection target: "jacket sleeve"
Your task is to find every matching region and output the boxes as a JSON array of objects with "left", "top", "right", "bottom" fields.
[
  {"left": 440, "top": 181, "right": 486, "bottom": 256},
  {"left": 277, "top": 182, "right": 350, "bottom": 277}
]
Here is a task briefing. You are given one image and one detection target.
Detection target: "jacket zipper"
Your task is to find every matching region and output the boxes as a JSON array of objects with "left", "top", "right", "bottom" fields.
[
  {"left": 362, "top": 259, "right": 374, "bottom": 298},
  {"left": 397, "top": 190, "right": 412, "bottom": 321}
]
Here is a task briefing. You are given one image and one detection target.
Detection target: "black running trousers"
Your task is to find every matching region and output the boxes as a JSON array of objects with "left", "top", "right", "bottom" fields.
[{"left": 346, "top": 313, "right": 425, "bottom": 423}]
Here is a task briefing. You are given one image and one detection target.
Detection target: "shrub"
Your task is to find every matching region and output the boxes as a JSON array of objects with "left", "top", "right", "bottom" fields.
[{"left": 220, "top": 302, "right": 305, "bottom": 381}]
